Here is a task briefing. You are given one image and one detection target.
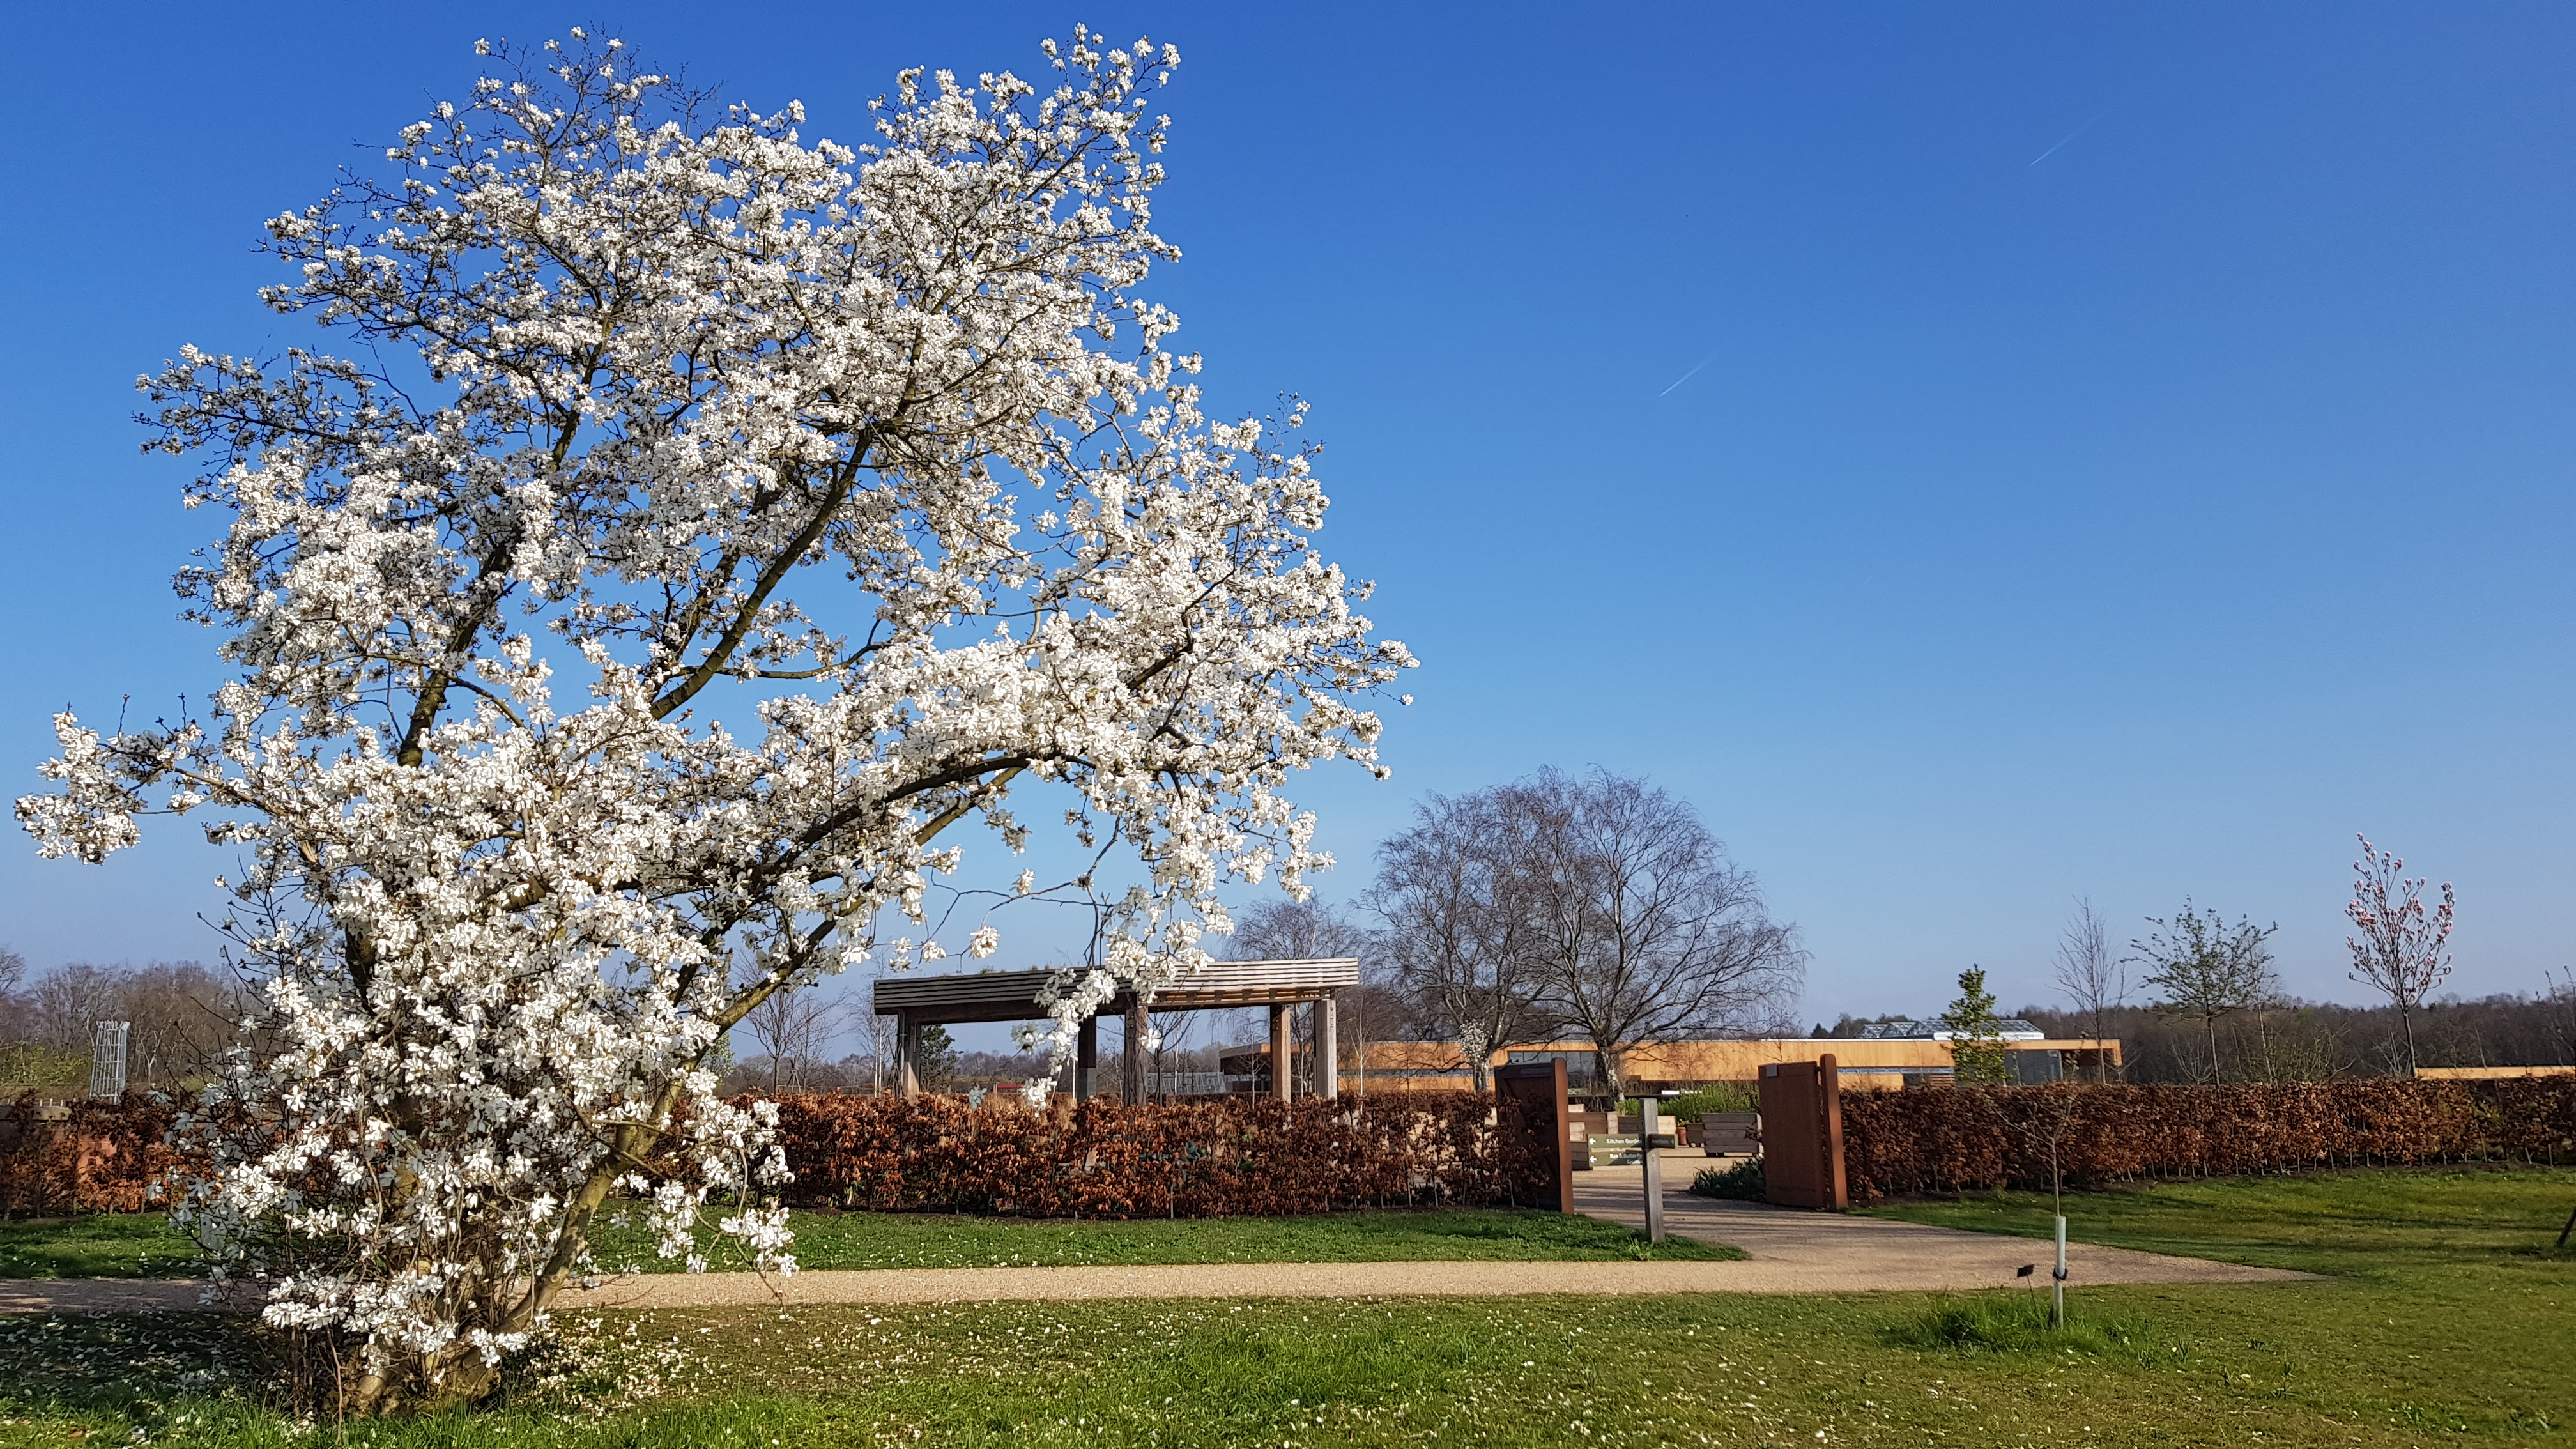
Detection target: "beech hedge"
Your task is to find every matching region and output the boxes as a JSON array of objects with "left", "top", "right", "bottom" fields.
[
  {"left": 751, "top": 1091, "right": 1556, "bottom": 1217},
  {"left": 0, "top": 1092, "right": 187, "bottom": 1214},
  {"left": 17, "top": 1077, "right": 2571, "bottom": 1219},
  {"left": 1, "top": 1089, "right": 1558, "bottom": 1220},
  {"left": 1837, "top": 1077, "right": 2576, "bottom": 1202}
]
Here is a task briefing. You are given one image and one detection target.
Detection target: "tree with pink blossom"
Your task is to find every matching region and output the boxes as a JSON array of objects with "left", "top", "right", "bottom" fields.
[{"left": 2344, "top": 835, "right": 2456, "bottom": 1077}]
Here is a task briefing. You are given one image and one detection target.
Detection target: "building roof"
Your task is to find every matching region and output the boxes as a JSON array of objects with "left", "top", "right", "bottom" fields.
[
  {"left": 1851, "top": 1018, "right": 2046, "bottom": 1041},
  {"left": 869, "top": 958, "right": 1360, "bottom": 1025}
]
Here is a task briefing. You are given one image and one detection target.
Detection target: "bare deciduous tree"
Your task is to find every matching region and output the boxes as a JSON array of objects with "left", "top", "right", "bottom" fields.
[
  {"left": 1366, "top": 793, "right": 1540, "bottom": 1089},
  {"left": 1234, "top": 896, "right": 1370, "bottom": 963},
  {"left": 859, "top": 1006, "right": 903, "bottom": 1096},
  {"left": 2549, "top": 968, "right": 2576, "bottom": 1066},
  {"left": 2343, "top": 835, "right": 2457, "bottom": 1078},
  {"left": 121, "top": 962, "right": 247, "bottom": 1085},
  {"left": 1505, "top": 769, "right": 1805, "bottom": 1103},
  {"left": 2133, "top": 901, "right": 2278, "bottom": 1084},
  {"left": 26, "top": 963, "right": 132, "bottom": 1052},
  {"left": 736, "top": 967, "right": 844, "bottom": 1096},
  {"left": 2050, "top": 897, "right": 2124, "bottom": 1081},
  {"left": 1232, "top": 895, "right": 1370, "bottom": 1086},
  {"left": 1146, "top": 1008, "right": 1196, "bottom": 1100},
  {"left": 2, "top": 958, "right": 249, "bottom": 1089}
]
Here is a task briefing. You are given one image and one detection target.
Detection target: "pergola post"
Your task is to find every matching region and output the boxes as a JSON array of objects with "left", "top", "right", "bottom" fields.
[
  {"left": 1269, "top": 1001, "right": 1295, "bottom": 1102},
  {"left": 1317, "top": 993, "right": 1340, "bottom": 1100},
  {"left": 1077, "top": 1015, "right": 1099, "bottom": 1101},
  {"left": 896, "top": 1012, "right": 920, "bottom": 1098},
  {"left": 1123, "top": 997, "right": 1150, "bottom": 1104}
]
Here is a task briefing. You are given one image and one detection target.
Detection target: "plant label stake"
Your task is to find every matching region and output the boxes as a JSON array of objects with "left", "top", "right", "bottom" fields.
[{"left": 2051, "top": 1215, "right": 2068, "bottom": 1328}]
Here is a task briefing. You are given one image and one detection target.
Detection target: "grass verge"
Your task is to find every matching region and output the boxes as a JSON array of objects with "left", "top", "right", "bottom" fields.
[
  {"left": 0, "top": 1206, "right": 1734, "bottom": 1281},
  {"left": 3, "top": 1166, "right": 2568, "bottom": 1446}
]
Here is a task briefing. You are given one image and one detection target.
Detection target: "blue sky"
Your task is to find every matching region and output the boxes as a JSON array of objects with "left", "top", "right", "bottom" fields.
[{"left": 3, "top": 3, "right": 2570, "bottom": 1038}]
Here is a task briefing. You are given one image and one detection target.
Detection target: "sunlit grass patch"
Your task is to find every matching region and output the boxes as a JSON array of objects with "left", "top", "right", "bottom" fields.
[
  {"left": 0, "top": 1213, "right": 202, "bottom": 1279},
  {"left": 1882, "top": 1291, "right": 2161, "bottom": 1359}
]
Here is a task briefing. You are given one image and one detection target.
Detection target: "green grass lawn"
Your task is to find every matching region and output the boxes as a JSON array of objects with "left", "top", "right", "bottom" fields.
[
  {"left": 2, "top": 1166, "right": 2570, "bottom": 1446},
  {"left": 0, "top": 1214, "right": 205, "bottom": 1280},
  {"left": 599, "top": 1206, "right": 1740, "bottom": 1271},
  {"left": 0, "top": 1207, "right": 1733, "bottom": 1280}
]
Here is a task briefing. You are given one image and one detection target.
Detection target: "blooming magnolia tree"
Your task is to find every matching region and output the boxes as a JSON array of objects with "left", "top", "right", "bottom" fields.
[
  {"left": 2344, "top": 834, "right": 2456, "bottom": 1077},
  {"left": 17, "top": 30, "right": 1406, "bottom": 1410}
]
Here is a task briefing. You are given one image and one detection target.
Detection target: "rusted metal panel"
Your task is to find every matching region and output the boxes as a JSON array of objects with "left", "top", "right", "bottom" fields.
[
  {"left": 1758, "top": 1053, "right": 1848, "bottom": 1210},
  {"left": 1493, "top": 1057, "right": 1574, "bottom": 1213}
]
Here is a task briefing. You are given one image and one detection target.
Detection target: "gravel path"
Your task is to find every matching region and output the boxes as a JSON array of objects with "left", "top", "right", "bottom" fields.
[{"left": 1, "top": 1162, "right": 2301, "bottom": 1315}]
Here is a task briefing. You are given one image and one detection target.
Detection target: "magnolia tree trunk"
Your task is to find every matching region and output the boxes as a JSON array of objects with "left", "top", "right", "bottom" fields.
[{"left": 19, "top": 28, "right": 1407, "bottom": 1412}]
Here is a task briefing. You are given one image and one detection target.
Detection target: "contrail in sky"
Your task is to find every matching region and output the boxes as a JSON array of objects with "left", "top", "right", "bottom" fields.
[
  {"left": 2030, "top": 108, "right": 2112, "bottom": 166},
  {"left": 1659, "top": 351, "right": 1719, "bottom": 397}
]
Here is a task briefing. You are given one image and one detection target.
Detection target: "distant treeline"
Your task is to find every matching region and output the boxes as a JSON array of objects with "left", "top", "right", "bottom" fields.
[
  {"left": 0, "top": 956, "right": 250, "bottom": 1091},
  {"left": 2012, "top": 992, "right": 2576, "bottom": 1083}
]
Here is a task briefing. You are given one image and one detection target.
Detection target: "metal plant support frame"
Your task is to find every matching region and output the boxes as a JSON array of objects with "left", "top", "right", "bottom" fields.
[{"left": 89, "top": 1020, "right": 130, "bottom": 1101}]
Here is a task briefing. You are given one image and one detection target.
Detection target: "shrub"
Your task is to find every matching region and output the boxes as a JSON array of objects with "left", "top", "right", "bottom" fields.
[{"left": 1689, "top": 1158, "right": 1765, "bottom": 1200}]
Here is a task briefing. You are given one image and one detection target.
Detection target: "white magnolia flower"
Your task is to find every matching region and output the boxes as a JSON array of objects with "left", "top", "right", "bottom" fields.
[{"left": 19, "top": 26, "right": 1406, "bottom": 1411}]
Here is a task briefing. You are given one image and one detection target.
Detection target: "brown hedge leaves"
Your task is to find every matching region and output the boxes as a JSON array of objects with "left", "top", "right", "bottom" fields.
[
  {"left": 4, "top": 1090, "right": 1561, "bottom": 1222},
  {"left": 756, "top": 1091, "right": 1558, "bottom": 1218},
  {"left": 1837, "top": 1077, "right": 2576, "bottom": 1202},
  {"left": 0, "top": 1092, "right": 185, "bottom": 1214}
]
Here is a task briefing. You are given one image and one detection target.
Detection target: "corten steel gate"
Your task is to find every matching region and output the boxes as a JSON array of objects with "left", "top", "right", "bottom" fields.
[
  {"left": 1757, "top": 1053, "right": 1848, "bottom": 1209},
  {"left": 1492, "top": 1058, "right": 1575, "bottom": 1213}
]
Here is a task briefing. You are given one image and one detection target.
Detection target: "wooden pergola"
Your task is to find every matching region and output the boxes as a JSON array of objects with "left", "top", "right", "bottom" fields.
[{"left": 868, "top": 958, "right": 1360, "bottom": 1101}]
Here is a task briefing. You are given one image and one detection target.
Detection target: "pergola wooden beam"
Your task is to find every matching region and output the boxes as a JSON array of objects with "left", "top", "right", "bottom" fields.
[{"left": 870, "top": 959, "right": 1360, "bottom": 1101}]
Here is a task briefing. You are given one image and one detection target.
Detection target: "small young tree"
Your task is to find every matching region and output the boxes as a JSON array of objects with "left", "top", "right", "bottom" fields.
[
  {"left": 2049, "top": 898, "right": 2124, "bottom": 1081},
  {"left": 1941, "top": 967, "right": 2011, "bottom": 1085},
  {"left": 2343, "top": 835, "right": 2456, "bottom": 1078},
  {"left": 913, "top": 1023, "right": 962, "bottom": 1092},
  {"left": 2133, "top": 902, "right": 2277, "bottom": 1083},
  {"left": 14, "top": 29, "right": 1406, "bottom": 1410}
]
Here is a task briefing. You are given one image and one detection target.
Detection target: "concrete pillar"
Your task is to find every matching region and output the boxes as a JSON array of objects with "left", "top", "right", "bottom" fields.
[
  {"left": 1124, "top": 997, "right": 1150, "bottom": 1104},
  {"left": 1317, "top": 993, "right": 1340, "bottom": 1100},
  {"left": 1077, "top": 1015, "right": 1099, "bottom": 1101},
  {"left": 896, "top": 1013, "right": 919, "bottom": 1098},
  {"left": 1269, "top": 1002, "right": 1295, "bottom": 1102}
]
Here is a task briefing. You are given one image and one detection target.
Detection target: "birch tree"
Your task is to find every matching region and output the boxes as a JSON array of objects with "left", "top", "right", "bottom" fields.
[{"left": 16, "top": 29, "right": 1406, "bottom": 1411}]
